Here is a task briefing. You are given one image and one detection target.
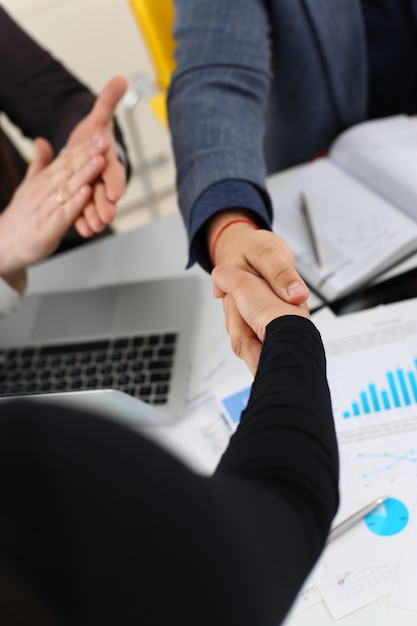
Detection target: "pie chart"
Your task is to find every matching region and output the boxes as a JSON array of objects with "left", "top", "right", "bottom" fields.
[{"left": 364, "top": 497, "right": 409, "bottom": 536}]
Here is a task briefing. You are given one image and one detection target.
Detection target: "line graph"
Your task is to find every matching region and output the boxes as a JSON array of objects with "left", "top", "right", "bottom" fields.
[
  {"left": 340, "top": 432, "right": 417, "bottom": 486},
  {"left": 358, "top": 449, "right": 417, "bottom": 479}
]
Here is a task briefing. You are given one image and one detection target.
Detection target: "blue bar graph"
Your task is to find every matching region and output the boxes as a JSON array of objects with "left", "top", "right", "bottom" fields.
[
  {"left": 387, "top": 372, "right": 401, "bottom": 408},
  {"left": 369, "top": 384, "right": 380, "bottom": 412},
  {"left": 342, "top": 357, "right": 417, "bottom": 418},
  {"left": 381, "top": 390, "right": 391, "bottom": 410},
  {"left": 360, "top": 391, "right": 370, "bottom": 414},
  {"left": 408, "top": 372, "right": 417, "bottom": 402},
  {"left": 397, "top": 369, "right": 411, "bottom": 405}
]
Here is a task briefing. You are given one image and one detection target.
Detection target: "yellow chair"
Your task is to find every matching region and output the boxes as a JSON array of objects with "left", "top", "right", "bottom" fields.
[{"left": 127, "top": 0, "right": 176, "bottom": 127}]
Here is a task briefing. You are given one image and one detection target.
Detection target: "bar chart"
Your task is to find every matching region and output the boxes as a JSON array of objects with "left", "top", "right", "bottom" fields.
[{"left": 341, "top": 358, "right": 417, "bottom": 418}]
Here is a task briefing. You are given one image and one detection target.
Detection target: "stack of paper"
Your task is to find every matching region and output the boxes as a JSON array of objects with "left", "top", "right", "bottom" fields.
[
  {"left": 189, "top": 298, "right": 417, "bottom": 620},
  {"left": 155, "top": 296, "right": 417, "bottom": 621},
  {"left": 308, "top": 299, "right": 417, "bottom": 620}
]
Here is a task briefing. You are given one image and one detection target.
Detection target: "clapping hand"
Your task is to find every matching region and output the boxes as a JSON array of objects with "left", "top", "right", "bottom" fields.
[
  {"left": 0, "top": 134, "right": 109, "bottom": 295},
  {"left": 65, "top": 76, "right": 128, "bottom": 237}
]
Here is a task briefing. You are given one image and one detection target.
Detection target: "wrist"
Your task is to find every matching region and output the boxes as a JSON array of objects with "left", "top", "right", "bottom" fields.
[
  {"left": 208, "top": 210, "right": 261, "bottom": 267},
  {"left": 0, "top": 244, "right": 26, "bottom": 292},
  {"left": 0, "top": 267, "right": 27, "bottom": 296}
]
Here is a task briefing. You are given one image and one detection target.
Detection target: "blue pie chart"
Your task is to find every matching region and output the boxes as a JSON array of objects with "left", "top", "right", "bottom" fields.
[{"left": 364, "top": 497, "right": 409, "bottom": 536}]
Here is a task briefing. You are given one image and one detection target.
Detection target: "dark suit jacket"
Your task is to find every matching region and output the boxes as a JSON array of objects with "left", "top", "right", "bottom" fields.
[
  {"left": 169, "top": 0, "right": 367, "bottom": 230},
  {"left": 0, "top": 6, "right": 127, "bottom": 209}
]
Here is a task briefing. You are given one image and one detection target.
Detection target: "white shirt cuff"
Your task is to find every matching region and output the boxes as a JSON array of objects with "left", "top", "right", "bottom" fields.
[{"left": 0, "top": 277, "right": 20, "bottom": 317}]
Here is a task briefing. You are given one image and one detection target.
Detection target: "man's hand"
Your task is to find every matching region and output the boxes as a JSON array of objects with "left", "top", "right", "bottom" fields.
[
  {"left": 212, "top": 264, "right": 310, "bottom": 375},
  {"left": 207, "top": 209, "right": 310, "bottom": 372},
  {"left": 65, "top": 76, "right": 128, "bottom": 237},
  {"left": 0, "top": 134, "right": 108, "bottom": 295}
]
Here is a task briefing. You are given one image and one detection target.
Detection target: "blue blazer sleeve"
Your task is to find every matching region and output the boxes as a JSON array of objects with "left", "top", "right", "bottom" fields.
[
  {"left": 169, "top": 0, "right": 367, "bottom": 242},
  {"left": 169, "top": 0, "right": 274, "bottom": 237}
]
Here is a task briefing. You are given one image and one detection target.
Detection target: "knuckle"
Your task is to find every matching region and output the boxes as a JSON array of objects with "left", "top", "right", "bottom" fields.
[
  {"left": 230, "top": 334, "right": 245, "bottom": 359},
  {"left": 250, "top": 231, "right": 295, "bottom": 264},
  {"left": 61, "top": 160, "right": 74, "bottom": 178},
  {"left": 270, "top": 262, "right": 297, "bottom": 283},
  {"left": 59, "top": 180, "right": 71, "bottom": 200}
]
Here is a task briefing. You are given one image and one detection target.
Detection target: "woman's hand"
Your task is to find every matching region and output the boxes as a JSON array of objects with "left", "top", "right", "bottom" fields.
[
  {"left": 65, "top": 76, "right": 128, "bottom": 237},
  {"left": 0, "top": 133, "right": 108, "bottom": 295},
  {"left": 212, "top": 264, "right": 310, "bottom": 375}
]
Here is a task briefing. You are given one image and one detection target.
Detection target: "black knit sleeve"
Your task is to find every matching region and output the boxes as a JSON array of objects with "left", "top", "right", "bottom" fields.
[
  {"left": 0, "top": 318, "right": 338, "bottom": 626},
  {"left": 217, "top": 315, "right": 339, "bottom": 544}
]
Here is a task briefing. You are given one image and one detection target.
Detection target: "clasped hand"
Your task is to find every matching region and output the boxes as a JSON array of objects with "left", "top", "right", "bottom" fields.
[{"left": 209, "top": 213, "right": 310, "bottom": 375}]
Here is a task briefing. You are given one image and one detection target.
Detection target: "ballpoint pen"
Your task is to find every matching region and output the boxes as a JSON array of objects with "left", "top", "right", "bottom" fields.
[
  {"left": 299, "top": 192, "right": 323, "bottom": 267},
  {"left": 326, "top": 495, "right": 389, "bottom": 544}
]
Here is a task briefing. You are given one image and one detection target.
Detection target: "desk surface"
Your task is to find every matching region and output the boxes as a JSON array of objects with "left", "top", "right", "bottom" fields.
[{"left": 28, "top": 212, "right": 417, "bottom": 626}]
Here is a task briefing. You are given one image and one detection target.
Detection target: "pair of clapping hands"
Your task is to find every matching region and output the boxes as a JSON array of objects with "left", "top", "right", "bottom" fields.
[
  {"left": 0, "top": 69, "right": 311, "bottom": 374},
  {"left": 0, "top": 76, "right": 128, "bottom": 295}
]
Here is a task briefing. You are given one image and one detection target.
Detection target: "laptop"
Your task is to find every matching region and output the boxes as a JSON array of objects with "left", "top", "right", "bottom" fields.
[{"left": 0, "top": 275, "right": 199, "bottom": 423}]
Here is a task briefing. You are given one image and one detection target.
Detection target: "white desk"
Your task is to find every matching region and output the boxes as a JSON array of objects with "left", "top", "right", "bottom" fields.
[{"left": 28, "top": 212, "right": 417, "bottom": 626}]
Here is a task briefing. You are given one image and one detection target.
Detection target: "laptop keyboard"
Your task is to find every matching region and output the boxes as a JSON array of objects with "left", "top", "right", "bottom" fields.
[{"left": 0, "top": 333, "right": 177, "bottom": 406}]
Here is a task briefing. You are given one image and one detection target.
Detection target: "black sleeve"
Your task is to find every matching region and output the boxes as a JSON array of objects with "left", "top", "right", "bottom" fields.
[
  {"left": 0, "top": 6, "right": 126, "bottom": 157},
  {"left": 0, "top": 317, "right": 338, "bottom": 626},
  {"left": 217, "top": 315, "right": 339, "bottom": 547}
]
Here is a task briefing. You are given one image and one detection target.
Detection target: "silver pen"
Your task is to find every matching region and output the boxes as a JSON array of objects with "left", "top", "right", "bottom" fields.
[
  {"left": 299, "top": 192, "right": 323, "bottom": 267},
  {"left": 326, "top": 495, "right": 389, "bottom": 544}
]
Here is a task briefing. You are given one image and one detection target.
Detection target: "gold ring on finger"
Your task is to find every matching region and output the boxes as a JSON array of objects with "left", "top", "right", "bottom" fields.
[{"left": 55, "top": 191, "right": 65, "bottom": 206}]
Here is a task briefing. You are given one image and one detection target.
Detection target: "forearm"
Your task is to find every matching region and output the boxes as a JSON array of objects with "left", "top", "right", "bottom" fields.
[
  {"left": 170, "top": 0, "right": 273, "bottom": 225},
  {"left": 217, "top": 316, "right": 339, "bottom": 545},
  {"left": 0, "top": 344, "right": 337, "bottom": 626},
  {"left": 0, "top": 315, "right": 338, "bottom": 626}
]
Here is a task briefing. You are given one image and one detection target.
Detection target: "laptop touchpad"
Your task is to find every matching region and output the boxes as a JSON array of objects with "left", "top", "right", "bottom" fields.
[{"left": 32, "top": 288, "right": 117, "bottom": 341}]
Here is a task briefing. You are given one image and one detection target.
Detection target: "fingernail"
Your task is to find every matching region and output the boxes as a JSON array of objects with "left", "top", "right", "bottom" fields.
[{"left": 287, "top": 281, "right": 306, "bottom": 296}]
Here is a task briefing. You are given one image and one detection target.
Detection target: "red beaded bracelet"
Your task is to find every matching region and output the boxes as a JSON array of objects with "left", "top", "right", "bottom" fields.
[{"left": 210, "top": 218, "right": 260, "bottom": 267}]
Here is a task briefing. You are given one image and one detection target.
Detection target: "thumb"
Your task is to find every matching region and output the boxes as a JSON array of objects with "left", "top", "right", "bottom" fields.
[
  {"left": 24, "top": 138, "right": 54, "bottom": 180},
  {"left": 273, "top": 266, "right": 310, "bottom": 304},
  {"left": 90, "top": 76, "right": 128, "bottom": 127},
  {"left": 212, "top": 264, "right": 241, "bottom": 299}
]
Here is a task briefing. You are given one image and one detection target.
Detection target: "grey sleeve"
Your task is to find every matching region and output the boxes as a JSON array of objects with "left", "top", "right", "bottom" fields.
[{"left": 168, "top": 0, "right": 273, "bottom": 233}]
